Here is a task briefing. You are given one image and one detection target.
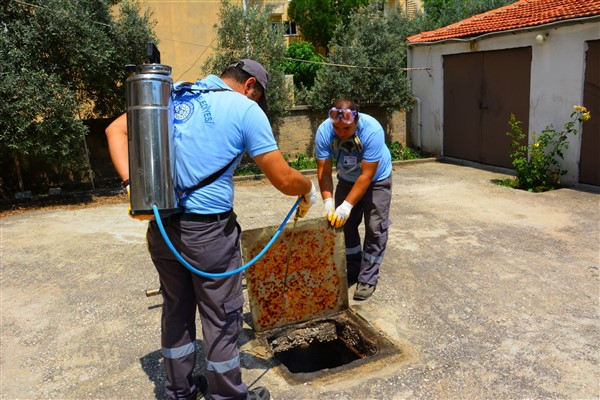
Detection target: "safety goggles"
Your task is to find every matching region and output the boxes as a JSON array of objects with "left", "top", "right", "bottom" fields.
[{"left": 329, "top": 108, "right": 358, "bottom": 124}]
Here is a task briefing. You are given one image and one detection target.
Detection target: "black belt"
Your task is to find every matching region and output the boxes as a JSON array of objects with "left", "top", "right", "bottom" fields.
[{"left": 179, "top": 210, "right": 232, "bottom": 222}]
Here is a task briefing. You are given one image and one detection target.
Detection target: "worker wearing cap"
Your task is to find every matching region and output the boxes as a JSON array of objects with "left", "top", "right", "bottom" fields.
[
  {"left": 314, "top": 99, "right": 392, "bottom": 301},
  {"left": 106, "top": 59, "right": 317, "bottom": 400}
]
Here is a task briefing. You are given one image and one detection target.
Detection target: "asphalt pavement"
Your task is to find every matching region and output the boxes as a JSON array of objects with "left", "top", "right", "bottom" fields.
[{"left": 1, "top": 160, "right": 599, "bottom": 400}]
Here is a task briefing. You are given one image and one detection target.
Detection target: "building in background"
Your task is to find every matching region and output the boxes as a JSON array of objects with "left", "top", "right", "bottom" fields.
[
  {"left": 407, "top": 0, "right": 600, "bottom": 185},
  {"left": 138, "top": 0, "right": 423, "bottom": 82}
]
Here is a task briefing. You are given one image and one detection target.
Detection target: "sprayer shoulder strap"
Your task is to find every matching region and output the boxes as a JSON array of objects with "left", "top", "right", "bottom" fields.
[
  {"left": 173, "top": 83, "right": 232, "bottom": 95},
  {"left": 173, "top": 84, "right": 239, "bottom": 199},
  {"left": 178, "top": 155, "right": 239, "bottom": 199}
]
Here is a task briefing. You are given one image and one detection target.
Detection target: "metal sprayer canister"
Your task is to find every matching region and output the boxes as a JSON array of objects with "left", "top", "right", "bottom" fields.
[{"left": 126, "top": 63, "right": 179, "bottom": 217}]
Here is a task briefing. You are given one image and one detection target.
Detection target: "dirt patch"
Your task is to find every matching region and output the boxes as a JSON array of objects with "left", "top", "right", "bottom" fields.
[
  {"left": 0, "top": 192, "right": 128, "bottom": 219},
  {"left": 0, "top": 178, "right": 270, "bottom": 219}
]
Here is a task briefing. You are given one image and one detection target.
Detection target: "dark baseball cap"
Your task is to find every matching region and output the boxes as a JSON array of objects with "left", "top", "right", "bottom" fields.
[{"left": 229, "top": 59, "right": 269, "bottom": 113}]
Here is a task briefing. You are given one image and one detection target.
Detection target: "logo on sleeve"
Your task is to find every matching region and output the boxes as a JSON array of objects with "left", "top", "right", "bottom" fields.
[{"left": 173, "top": 100, "right": 194, "bottom": 124}]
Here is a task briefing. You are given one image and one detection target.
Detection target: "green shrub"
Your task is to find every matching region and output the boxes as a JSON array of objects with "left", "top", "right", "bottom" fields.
[
  {"left": 234, "top": 142, "right": 423, "bottom": 177},
  {"left": 234, "top": 163, "right": 262, "bottom": 176},
  {"left": 388, "top": 141, "right": 421, "bottom": 161},
  {"left": 287, "top": 153, "right": 317, "bottom": 170},
  {"left": 504, "top": 106, "right": 591, "bottom": 192},
  {"left": 281, "top": 42, "right": 323, "bottom": 90}
]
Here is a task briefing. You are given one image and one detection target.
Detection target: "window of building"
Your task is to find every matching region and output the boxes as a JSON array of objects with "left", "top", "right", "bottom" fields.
[
  {"left": 284, "top": 21, "right": 298, "bottom": 36},
  {"left": 270, "top": 20, "right": 298, "bottom": 36},
  {"left": 270, "top": 22, "right": 281, "bottom": 33}
]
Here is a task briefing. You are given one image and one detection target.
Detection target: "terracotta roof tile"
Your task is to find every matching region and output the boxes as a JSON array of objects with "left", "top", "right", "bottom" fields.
[{"left": 407, "top": 0, "right": 600, "bottom": 43}]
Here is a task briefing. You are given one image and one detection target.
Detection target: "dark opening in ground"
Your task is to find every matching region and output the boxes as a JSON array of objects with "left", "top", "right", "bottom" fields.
[
  {"left": 274, "top": 337, "right": 361, "bottom": 373},
  {"left": 266, "top": 317, "right": 379, "bottom": 374}
]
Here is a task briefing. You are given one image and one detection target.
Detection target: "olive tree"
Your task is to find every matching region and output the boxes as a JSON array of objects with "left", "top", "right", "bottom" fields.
[
  {"left": 202, "top": 0, "right": 289, "bottom": 127},
  {"left": 287, "top": 0, "right": 369, "bottom": 55},
  {"left": 307, "top": 3, "right": 419, "bottom": 113},
  {"left": 0, "top": 0, "right": 156, "bottom": 191}
]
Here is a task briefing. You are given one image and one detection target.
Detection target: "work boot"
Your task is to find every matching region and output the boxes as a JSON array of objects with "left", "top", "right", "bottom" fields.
[
  {"left": 247, "top": 386, "right": 270, "bottom": 400},
  {"left": 353, "top": 283, "right": 375, "bottom": 301}
]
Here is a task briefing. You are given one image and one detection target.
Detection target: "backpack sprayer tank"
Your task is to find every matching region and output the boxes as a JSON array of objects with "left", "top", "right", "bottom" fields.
[{"left": 125, "top": 44, "right": 180, "bottom": 218}]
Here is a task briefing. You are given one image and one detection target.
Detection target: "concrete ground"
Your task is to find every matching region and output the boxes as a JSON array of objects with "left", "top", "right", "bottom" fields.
[{"left": 1, "top": 161, "right": 599, "bottom": 400}]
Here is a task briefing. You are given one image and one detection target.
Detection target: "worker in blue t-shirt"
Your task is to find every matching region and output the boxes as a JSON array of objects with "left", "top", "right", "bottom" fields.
[
  {"left": 315, "top": 99, "right": 392, "bottom": 301},
  {"left": 106, "top": 59, "right": 317, "bottom": 400}
]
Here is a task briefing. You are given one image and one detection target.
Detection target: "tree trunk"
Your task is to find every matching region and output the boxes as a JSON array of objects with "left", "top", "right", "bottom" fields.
[
  {"left": 13, "top": 153, "right": 24, "bottom": 192},
  {"left": 82, "top": 133, "right": 95, "bottom": 191}
]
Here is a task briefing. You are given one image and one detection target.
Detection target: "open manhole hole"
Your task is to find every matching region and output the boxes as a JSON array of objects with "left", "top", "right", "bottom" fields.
[
  {"left": 241, "top": 218, "right": 406, "bottom": 383},
  {"left": 260, "top": 310, "right": 401, "bottom": 383},
  {"left": 270, "top": 318, "right": 364, "bottom": 373}
]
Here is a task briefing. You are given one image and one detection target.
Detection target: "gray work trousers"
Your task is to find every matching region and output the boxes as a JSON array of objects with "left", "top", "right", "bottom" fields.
[
  {"left": 147, "top": 214, "right": 247, "bottom": 400},
  {"left": 335, "top": 175, "right": 392, "bottom": 286}
]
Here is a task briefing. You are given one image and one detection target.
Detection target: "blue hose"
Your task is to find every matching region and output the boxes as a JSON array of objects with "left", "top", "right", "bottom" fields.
[{"left": 152, "top": 197, "right": 302, "bottom": 278}]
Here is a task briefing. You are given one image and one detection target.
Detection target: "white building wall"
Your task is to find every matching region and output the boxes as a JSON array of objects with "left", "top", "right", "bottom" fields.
[{"left": 407, "top": 20, "right": 600, "bottom": 184}]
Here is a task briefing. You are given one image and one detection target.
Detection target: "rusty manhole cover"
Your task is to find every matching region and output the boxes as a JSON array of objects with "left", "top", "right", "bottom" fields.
[
  {"left": 241, "top": 217, "right": 406, "bottom": 382},
  {"left": 241, "top": 217, "right": 347, "bottom": 332}
]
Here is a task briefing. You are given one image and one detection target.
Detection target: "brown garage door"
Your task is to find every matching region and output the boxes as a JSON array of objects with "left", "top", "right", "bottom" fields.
[
  {"left": 443, "top": 48, "right": 531, "bottom": 168},
  {"left": 579, "top": 40, "right": 600, "bottom": 186}
]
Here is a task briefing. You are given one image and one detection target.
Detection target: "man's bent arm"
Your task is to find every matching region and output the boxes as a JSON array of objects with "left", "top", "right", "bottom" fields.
[
  {"left": 317, "top": 159, "right": 334, "bottom": 200},
  {"left": 105, "top": 113, "right": 129, "bottom": 182}
]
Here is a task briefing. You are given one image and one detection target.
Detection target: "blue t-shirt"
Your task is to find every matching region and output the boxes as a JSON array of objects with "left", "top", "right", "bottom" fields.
[
  {"left": 171, "top": 75, "right": 277, "bottom": 214},
  {"left": 315, "top": 113, "right": 392, "bottom": 183}
]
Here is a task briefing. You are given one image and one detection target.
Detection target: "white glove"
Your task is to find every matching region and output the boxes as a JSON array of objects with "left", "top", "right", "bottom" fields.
[
  {"left": 323, "top": 198, "right": 335, "bottom": 219},
  {"left": 329, "top": 200, "right": 353, "bottom": 228},
  {"left": 297, "top": 181, "right": 317, "bottom": 218}
]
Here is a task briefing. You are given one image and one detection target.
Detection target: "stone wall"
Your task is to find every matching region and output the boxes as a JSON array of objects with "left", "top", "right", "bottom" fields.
[
  {"left": 276, "top": 106, "right": 407, "bottom": 159},
  {"left": 0, "top": 108, "right": 407, "bottom": 197}
]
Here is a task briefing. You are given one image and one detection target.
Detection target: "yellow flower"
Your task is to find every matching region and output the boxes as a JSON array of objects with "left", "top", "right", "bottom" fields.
[
  {"left": 573, "top": 105, "right": 588, "bottom": 113},
  {"left": 582, "top": 112, "right": 591, "bottom": 122},
  {"left": 533, "top": 142, "right": 540, "bottom": 147}
]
